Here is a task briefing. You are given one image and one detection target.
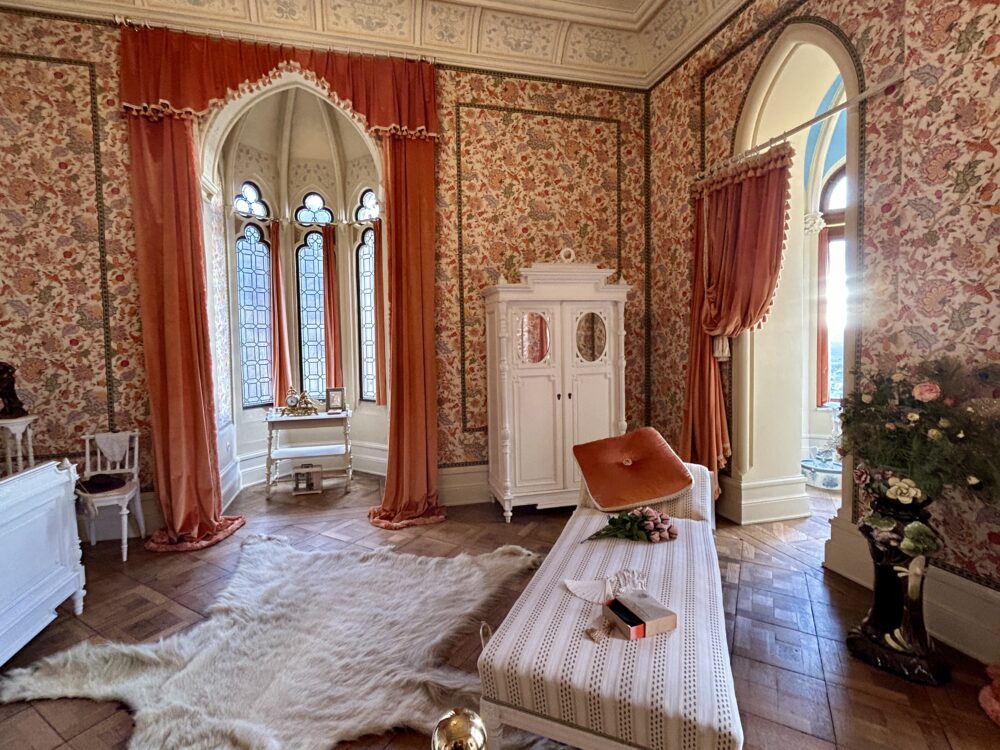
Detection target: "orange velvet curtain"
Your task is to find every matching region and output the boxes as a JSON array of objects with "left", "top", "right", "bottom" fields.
[
  {"left": 121, "top": 25, "right": 441, "bottom": 547},
  {"left": 679, "top": 144, "right": 794, "bottom": 486},
  {"left": 321, "top": 224, "right": 344, "bottom": 389},
  {"left": 127, "top": 117, "right": 244, "bottom": 551},
  {"left": 816, "top": 227, "right": 830, "bottom": 408},
  {"left": 119, "top": 26, "right": 439, "bottom": 136},
  {"left": 269, "top": 223, "right": 292, "bottom": 404},
  {"left": 371, "top": 219, "right": 388, "bottom": 406},
  {"left": 368, "top": 136, "right": 445, "bottom": 529}
]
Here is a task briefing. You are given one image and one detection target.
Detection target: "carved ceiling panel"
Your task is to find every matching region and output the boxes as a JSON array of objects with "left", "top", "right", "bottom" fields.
[{"left": 14, "top": 0, "right": 745, "bottom": 86}]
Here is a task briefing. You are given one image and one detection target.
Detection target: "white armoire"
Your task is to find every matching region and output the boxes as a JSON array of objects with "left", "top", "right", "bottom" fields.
[{"left": 484, "top": 262, "right": 629, "bottom": 521}]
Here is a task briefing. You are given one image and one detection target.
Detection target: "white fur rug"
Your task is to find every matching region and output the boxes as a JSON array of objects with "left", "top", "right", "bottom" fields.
[{"left": 0, "top": 536, "right": 545, "bottom": 749}]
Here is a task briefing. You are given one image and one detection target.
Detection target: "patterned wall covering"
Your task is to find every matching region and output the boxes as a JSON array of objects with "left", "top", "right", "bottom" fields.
[
  {"left": 435, "top": 68, "right": 647, "bottom": 466},
  {"left": 0, "top": 13, "right": 150, "bottom": 481},
  {"left": 648, "top": 0, "right": 999, "bottom": 589}
]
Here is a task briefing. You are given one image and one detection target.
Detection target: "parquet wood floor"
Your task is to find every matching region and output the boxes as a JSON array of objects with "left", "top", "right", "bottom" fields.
[{"left": 1, "top": 477, "right": 996, "bottom": 749}]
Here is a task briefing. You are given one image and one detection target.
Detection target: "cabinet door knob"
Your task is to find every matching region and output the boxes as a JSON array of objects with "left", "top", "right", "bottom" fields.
[
  {"left": 556, "top": 393, "right": 561, "bottom": 400},
  {"left": 568, "top": 393, "right": 572, "bottom": 399}
]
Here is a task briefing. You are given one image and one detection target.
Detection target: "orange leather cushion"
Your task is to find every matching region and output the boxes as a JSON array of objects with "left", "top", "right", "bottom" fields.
[{"left": 572, "top": 427, "right": 693, "bottom": 511}]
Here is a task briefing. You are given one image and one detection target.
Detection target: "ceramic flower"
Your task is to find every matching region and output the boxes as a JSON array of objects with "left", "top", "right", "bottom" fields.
[
  {"left": 885, "top": 422, "right": 897, "bottom": 431},
  {"left": 886, "top": 477, "right": 923, "bottom": 504},
  {"left": 938, "top": 418, "right": 952, "bottom": 428},
  {"left": 861, "top": 393, "right": 874, "bottom": 404},
  {"left": 927, "top": 428, "right": 943, "bottom": 441},
  {"left": 891, "top": 372, "right": 906, "bottom": 383},
  {"left": 907, "top": 412, "right": 920, "bottom": 422},
  {"left": 967, "top": 476, "right": 981, "bottom": 486},
  {"left": 912, "top": 382, "right": 942, "bottom": 402},
  {"left": 854, "top": 466, "right": 872, "bottom": 487},
  {"left": 900, "top": 521, "right": 940, "bottom": 557}
]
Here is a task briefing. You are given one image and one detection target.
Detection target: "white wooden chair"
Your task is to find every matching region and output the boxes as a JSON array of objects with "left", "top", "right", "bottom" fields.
[{"left": 75, "top": 431, "right": 144, "bottom": 561}]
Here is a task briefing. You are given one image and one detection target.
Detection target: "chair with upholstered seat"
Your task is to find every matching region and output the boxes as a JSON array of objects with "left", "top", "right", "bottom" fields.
[{"left": 75, "top": 431, "right": 144, "bottom": 561}]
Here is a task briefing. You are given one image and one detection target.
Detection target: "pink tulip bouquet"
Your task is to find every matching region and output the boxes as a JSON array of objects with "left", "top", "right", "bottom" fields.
[{"left": 584, "top": 506, "right": 679, "bottom": 543}]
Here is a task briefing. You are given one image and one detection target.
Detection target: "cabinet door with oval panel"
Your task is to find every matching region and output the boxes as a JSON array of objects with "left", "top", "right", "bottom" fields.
[
  {"left": 509, "top": 307, "right": 563, "bottom": 495},
  {"left": 563, "top": 305, "right": 616, "bottom": 487}
]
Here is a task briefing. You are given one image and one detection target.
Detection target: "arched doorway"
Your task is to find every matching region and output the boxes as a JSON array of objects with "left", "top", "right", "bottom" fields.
[
  {"left": 196, "top": 74, "right": 388, "bottom": 502},
  {"left": 719, "top": 23, "right": 862, "bottom": 527}
]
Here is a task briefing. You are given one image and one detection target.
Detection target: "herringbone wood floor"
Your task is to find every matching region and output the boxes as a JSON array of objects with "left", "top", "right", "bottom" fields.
[{"left": 1, "top": 475, "right": 996, "bottom": 749}]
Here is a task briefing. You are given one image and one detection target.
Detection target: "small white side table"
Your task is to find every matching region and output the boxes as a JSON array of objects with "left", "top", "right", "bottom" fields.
[{"left": 0, "top": 415, "right": 37, "bottom": 476}]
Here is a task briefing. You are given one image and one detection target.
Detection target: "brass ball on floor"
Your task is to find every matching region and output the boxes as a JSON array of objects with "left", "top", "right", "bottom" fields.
[{"left": 431, "top": 708, "right": 487, "bottom": 750}]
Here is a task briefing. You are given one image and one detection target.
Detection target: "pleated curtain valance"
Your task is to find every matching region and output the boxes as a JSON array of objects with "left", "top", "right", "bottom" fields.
[{"left": 119, "top": 26, "right": 440, "bottom": 138}]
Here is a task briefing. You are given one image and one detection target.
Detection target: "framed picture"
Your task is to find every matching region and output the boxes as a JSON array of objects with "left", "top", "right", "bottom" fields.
[{"left": 326, "top": 387, "right": 346, "bottom": 413}]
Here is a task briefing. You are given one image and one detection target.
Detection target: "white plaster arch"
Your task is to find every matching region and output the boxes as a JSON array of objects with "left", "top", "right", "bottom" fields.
[
  {"left": 198, "top": 70, "right": 383, "bottom": 200},
  {"left": 720, "top": 20, "right": 863, "bottom": 525}
]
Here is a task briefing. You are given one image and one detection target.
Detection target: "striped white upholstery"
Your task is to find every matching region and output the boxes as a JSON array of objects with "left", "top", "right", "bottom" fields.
[
  {"left": 478, "top": 502, "right": 741, "bottom": 749},
  {"left": 579, "top": 462, "right": 715, "bottom": 527}
]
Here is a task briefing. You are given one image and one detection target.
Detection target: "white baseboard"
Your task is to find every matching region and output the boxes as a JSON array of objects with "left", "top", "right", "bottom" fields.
[
  {"left": 236, "top": 448, "right": 268, "bottom": 487},
  {"left": 825, "top": 517, "right": 1000, "bottom": 664},
  {"left": 220, "top": 457, "right": 241, "bottom": 511},
  {"left": 717, "top": 473, "right": 812, "bottom": 524},
  {"left": 352, "top": 441, "right": 387, "bottom": 477},
  {"left": 439, "top": 464, "right": 491, "bottom": 506}
]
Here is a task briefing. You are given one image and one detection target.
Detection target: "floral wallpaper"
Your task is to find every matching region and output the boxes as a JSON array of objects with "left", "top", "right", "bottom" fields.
[
  {"left": 649, "top": 0, "right": 999, "bottom": 589},
  {"left": 0, "top": 13, "right": 150, "bottom": 482},
  {"left": 434, "top": 69, "right": 647, "bottom": 466}
]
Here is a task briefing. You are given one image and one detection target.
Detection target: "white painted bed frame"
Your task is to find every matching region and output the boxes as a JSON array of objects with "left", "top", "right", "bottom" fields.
[{"left": 0, "top": 460, "right": 86, "bottom": 666}]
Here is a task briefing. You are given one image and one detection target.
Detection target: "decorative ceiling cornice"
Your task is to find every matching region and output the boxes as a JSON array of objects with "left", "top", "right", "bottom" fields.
[{"left": 7, "top": 0, "right": 746, "bottom": 88}]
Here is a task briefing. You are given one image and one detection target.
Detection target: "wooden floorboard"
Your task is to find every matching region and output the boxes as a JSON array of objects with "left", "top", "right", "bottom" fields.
[{"left": 1, "top": 479, "right": 996, "bottom": 749}]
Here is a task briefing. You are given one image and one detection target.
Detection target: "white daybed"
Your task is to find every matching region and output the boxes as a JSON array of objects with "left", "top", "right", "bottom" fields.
[{"left": 478, "top": 464, "right": 742, "bottom": 750}]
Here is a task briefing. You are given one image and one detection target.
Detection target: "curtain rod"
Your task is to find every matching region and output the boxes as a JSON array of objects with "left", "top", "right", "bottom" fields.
[
  {"left": 113, "top": 15, "right": 436, "bottom": 64},
  {"left": 695, "top": 76, "right": 902, "bottom": 182}
]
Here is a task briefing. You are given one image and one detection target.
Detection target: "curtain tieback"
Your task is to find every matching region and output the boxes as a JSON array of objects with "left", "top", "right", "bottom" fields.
[{"left": 712, "top": 335, "right": 731, "bottom": 361}]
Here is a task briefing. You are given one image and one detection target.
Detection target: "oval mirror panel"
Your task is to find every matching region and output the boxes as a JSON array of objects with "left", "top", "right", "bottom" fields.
[
  {"left": 518, "top": 313, "right": 550, "bottom": 364},
  {"left": 576, "top": 312, "right": 607, "bottom": 362}
]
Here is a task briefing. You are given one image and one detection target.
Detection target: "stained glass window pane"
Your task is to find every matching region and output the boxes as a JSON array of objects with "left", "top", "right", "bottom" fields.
[
  {"left": 357, "top": 227, "right": 377, "bottom": 401},
  {"left": 297, "top": 231, "right": 327, "bottom": 398},
  {"left": 234, "top": 181, "right": 270, "bottom": 219},
  {"left": 295, "top": 192, "right": 333, "bottom": 225},
  {"left": 355, "top": 189, "right": 380, "bottom": 222},
  {"left": 235, "top": 223, "right": 273, "bottom": 408}
]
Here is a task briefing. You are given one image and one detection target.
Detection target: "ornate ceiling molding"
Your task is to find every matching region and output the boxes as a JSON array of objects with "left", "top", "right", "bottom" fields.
[{"left": 8, "top": 0, "right": 746, "bottom": 87}]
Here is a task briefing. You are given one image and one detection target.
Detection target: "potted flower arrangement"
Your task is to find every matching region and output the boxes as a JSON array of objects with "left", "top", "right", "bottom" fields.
[{"left": 839, "top": 358, "right": 1000, "bottom": 685}]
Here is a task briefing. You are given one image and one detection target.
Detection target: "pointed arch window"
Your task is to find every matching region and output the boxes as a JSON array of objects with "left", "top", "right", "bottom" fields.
[
  {"left": 355, "top": 188, "right": 380, "bottom": 222},
  {"left": 817, "top": 167, "right": 848, "bottom": 406},
  {"left": 233, "top": 181, "right": 270, "bottom": 220},
  {"left": 295, "top": 192, "right": 334, "bottom": 225},
  {"left": 235, "top": 223, "right": 273, "bottom": 408},
  {"left": 356, "top": 227, "right": 378, "bottom": 402},
  {"left": 296, "top": 230, "right": 327, "bottom": 397}
]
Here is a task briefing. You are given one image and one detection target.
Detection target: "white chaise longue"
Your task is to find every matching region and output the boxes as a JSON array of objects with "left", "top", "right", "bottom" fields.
[{"left": 478, "top": 428, "right": 743, "bottom": 750}]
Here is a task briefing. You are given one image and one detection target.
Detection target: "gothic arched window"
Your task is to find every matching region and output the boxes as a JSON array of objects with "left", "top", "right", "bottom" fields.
[
  {"left": 235, "top": 222, "right": 273, "bottom": 408},
  {"left": 296, "top": 230, "right": 327, "bottom": 397},
  {"left": 233, "top": 181, "right": 270, "bottom": 220},
  {"left": 295, "top": 192, "right": 334, "bottom": 225},
  {"left": 356, "top": 227, "right": 377, "bottom": 402},
  {"left": 354, "top": 188, "right": 380, "bottom": 222}
]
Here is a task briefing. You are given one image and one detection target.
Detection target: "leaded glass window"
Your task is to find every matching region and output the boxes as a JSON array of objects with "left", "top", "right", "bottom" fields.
[
  {"left": 233, "top": 181, "right": 270, "bottom": 220},
  {"left": 297, "top": 231, "right": 327, "bottom": 398},
  {"left": 235, "top": 223, "right": 273, "bottom": 408},
  {"left": 356, "top": 227, "right": 377, "bottom": 402},
  {"left": 295, "top": 192, "right": 333, "bottom": 225},
  {"left": 355, "top": 189, "right": 380, "bottom": 222}
]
